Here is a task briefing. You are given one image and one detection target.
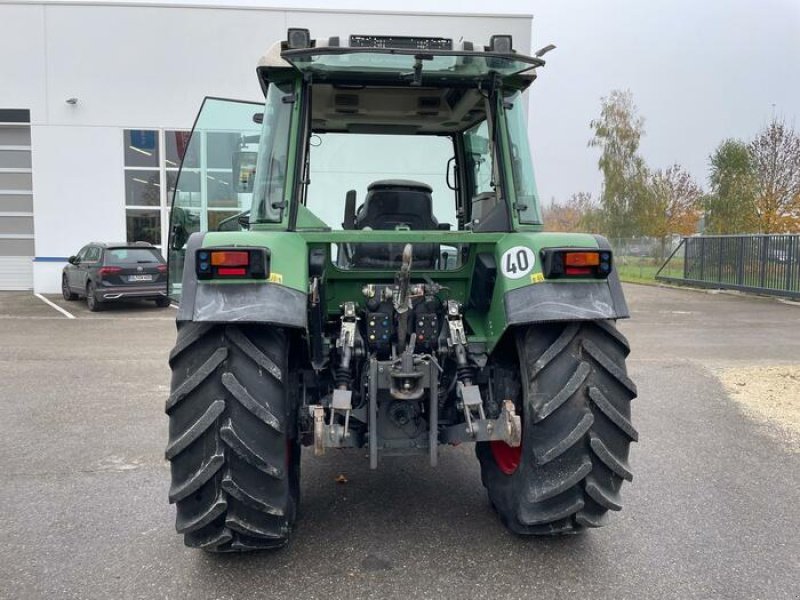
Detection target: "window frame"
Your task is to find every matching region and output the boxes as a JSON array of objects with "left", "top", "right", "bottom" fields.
[
  {"left": 124, "top": 128, "right": 192, "bottom": 249},
  {"left": 84, "top": 246, "right": 102, "bottom": 264}
]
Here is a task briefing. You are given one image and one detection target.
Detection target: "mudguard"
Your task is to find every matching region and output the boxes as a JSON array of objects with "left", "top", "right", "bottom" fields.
[
  {"left": 175, "top": 233, "right": 307, "bottom": 327},
  {"left": 502, "top": 235, "right": 629, "bottom": 325},
  {"left": 504, "top": 276, "right": 628, "bottom": 324}
]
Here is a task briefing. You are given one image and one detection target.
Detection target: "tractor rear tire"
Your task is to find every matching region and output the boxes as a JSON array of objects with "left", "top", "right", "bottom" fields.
[
  {"left": 476, "top": 320, "right": 638, "bottom": 535},
  {"left": 165, "top": 322, "right": 300, "bottom": 552}
]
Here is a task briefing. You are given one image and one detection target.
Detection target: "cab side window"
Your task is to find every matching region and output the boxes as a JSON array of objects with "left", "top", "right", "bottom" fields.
[
  {"left": 463, "top": 120, "right": 508, "bottom": 231},
  {"left": 75, "top": 246, "right": 90, "bottom": 263},
  {"left": 464, "top": 120, "right": 495, "bottom": 198}
]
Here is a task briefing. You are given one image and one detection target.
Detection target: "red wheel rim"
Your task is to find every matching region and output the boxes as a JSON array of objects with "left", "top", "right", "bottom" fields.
[{"left": 490, "top": 439, "right": 522, "bottom": 475}]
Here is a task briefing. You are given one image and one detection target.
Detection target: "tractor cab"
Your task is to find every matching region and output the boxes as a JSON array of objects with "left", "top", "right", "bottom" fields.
[{"left": 168, "top": 33, "right": 545, "bottom": 294}]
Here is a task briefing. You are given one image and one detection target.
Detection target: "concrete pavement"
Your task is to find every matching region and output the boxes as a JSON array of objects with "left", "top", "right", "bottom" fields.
[{"left": 0, "top": 285, "right": 798, "bottom": 599}]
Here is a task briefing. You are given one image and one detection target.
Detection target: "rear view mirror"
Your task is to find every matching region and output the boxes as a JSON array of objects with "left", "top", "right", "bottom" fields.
[
  {"left": 68, "top": 255, "right": 78, "bottom": 265},
  {"left": 232, "top": 149, "right": 257, "bottom": 193},
  {"left": 170, "top": 207, "right": 190, "bottom": 250}
]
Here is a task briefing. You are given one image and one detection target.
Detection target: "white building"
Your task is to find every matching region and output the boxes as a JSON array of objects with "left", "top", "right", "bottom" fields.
[{"left": 0, "top": 0, "right": 532, "bottom": 292}]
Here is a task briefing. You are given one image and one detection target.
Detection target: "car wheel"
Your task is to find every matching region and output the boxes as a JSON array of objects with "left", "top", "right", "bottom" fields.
[
  {"left": 155, "top": 297, "right": 172, "bottom": 308},
  {"left": 86, "top": 282, "right": 104, "bottom": 312},
  {"left": 62, "top": 275, "right": 78, "bottom": 301}
]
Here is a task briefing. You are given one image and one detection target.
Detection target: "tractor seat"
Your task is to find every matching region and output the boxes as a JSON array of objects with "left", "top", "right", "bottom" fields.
[
  {"left": 350, "top": 180, "right": 439, "bottom": 269},
  {"left": 355, "top": 180, "right": 438, "bottom": 231}
]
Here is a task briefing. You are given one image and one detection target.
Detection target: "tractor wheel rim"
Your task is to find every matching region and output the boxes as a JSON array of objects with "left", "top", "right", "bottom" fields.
[{"left": 490, "top": 439, "right": 522, "bottom": 475}]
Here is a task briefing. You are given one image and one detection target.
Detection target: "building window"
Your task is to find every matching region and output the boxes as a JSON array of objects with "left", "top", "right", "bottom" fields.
[
  {"left": 123, "top": 129, "right": 190, "bottom": 248},
  {"left": 0, "top": 110, "right": 35, "bottom": 287}
]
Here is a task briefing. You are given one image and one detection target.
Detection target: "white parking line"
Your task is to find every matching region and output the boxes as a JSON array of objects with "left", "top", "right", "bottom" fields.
[{"left": 34, "top": 293, "right": 76, "bottom": 319}]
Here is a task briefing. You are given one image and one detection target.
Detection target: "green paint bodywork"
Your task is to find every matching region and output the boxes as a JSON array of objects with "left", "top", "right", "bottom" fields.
[
  {"left": 188, "top": 66, "right": 610, "bottom": 354},
  {"left": 201, "top": 228, "right": 601, "bottom": 351}
]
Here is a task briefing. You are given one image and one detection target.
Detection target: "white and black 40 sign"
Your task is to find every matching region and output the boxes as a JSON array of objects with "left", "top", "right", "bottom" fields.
[{"left": 501, "top": 246, "right": 536, "bottom": 279}]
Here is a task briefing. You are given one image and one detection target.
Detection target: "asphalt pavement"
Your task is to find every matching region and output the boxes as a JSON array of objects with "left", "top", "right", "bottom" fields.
[{"left": 0, "top": 285, "right": 798, "bottom": 600}]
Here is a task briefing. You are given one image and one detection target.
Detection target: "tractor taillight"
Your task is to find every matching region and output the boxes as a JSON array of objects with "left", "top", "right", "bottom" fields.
[
  {"left": 541, "top": 248, "right": 612, "bottom": 279},
  {"left": 196, "top": 247, "right": 270, "bottom": 280},
  {"left": 210, "top": 251, "right": 250, "bottom": 267},
  {"left": 564, "top": 252, "right": 600, "bottom": 267}
]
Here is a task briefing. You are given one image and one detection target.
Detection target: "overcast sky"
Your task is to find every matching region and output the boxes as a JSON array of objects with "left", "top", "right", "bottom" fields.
[{"left": 56, "top": 0, "right": 800, "bottom": 204}]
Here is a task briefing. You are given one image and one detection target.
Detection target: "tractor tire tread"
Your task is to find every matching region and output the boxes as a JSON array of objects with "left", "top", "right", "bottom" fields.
[
  {"left": 166, "top": 321, "right": 296, "bottom": 552},
  {"left": 477, "top": 320, "right": 637, "bottom": 535}
]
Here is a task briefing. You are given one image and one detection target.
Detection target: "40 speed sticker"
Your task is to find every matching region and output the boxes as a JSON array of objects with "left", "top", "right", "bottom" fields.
[{"left": 500, "top": 246, "right": 536, "bottom": 279}]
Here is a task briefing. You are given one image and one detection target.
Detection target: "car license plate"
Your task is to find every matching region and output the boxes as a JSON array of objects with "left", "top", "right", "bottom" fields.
[{"left": 129, "top": 274, "right": 153, "bottom": 282}]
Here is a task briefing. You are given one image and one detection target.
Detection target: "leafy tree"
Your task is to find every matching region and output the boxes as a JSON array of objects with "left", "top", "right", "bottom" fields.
[
  {"left": 640, "top": 164, "right": 703, "bottom": 258},
  {"left": 644, "top": 165, "right": 703, "bottom": 236},
  {"left": 589, "top": 90, "right": 650, "bottom": 238},
  {"left": 749, "top": 119, "right": 800, "bottom": 233},
  {"left": 542, "top": 192, "right": 601, "bottom": 232},
  {"left": 704, "top": 139, "right": 758, "bottom": 233}
]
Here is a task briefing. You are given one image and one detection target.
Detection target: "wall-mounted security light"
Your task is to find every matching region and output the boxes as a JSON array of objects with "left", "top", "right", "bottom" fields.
[{"left": 65, "top": 97, "right": 78, "bottom": 105}]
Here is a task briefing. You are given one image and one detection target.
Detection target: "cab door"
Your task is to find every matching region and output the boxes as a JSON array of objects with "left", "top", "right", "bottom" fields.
[{"left": 167, "top": 97, "right": 263, "bottom": 303}]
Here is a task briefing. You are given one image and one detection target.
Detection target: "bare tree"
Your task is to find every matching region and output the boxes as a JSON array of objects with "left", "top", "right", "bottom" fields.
[{"left": 749, "top": 120, "right": 800, "bottom": 233}]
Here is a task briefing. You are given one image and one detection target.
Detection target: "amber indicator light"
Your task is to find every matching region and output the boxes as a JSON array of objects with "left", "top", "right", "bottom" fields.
[
  {"left": 210, "top": 251, "right": 250, "bottom": 267},
  {"left": 564, "top": 252, "right": 601, "bottom": 267}
]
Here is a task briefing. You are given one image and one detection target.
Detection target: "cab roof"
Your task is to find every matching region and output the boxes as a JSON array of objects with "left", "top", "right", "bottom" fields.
[
  {"left": 256, "top": 33, "right": 544, "bottom": 134},
  {"left": 257, "top": 33, "right": 543, "bottom": 88}
]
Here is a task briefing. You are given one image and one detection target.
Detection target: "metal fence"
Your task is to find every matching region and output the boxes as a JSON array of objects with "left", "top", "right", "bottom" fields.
[
  {"left": 656, "top": 234, "right": 800, "bottom": 299},
  {"left": 608, "top": 237, "right": 684, "bottom": 282}
]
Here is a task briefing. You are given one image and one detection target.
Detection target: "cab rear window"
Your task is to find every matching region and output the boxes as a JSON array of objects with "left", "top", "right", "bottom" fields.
[{"left": 105, "top": 248, "right": 163, "bottom": 264}]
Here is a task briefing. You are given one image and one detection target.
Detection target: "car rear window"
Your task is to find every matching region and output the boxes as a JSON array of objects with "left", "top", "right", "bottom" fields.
[{"left": 105, "top": 248, "right": 163, "bottom": 264}]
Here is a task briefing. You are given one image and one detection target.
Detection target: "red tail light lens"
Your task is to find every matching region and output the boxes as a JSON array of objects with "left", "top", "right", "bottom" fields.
[
  {"left": 217, "top": 267, "right": 247, "bottom": 276},
  {"left": 98, "top": 266, "right": 122, "bottom": 277},
  {"left": 157, "top": 264, "right": 167, "bottom": 273}
]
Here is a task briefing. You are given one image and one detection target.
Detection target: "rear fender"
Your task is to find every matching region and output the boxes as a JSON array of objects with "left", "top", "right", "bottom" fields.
[
  {"left": 176, "top": 232, "right": 308, "bottom": 327},
  {"left": 498, "top": 234, "right": 629, "bottom": 326}
]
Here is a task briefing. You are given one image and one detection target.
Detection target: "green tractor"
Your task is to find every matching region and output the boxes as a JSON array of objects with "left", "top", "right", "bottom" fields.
[{"left": 165, "top": 30, "right": 637, "bottom": 552}]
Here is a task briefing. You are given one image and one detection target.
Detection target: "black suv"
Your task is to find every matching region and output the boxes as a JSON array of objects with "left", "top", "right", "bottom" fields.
[{"left": 62, "top": 242, "right": 170, "bottom": 311}]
